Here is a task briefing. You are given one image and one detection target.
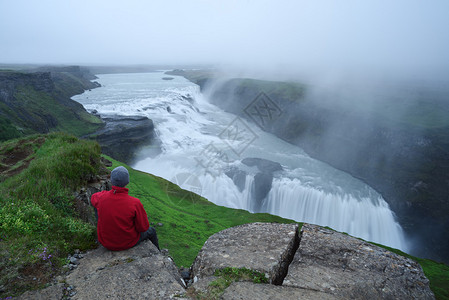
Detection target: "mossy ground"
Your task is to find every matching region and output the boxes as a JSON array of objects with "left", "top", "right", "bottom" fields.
[{"left": 187, "top": 267, "right": 269, "bottom": 300}]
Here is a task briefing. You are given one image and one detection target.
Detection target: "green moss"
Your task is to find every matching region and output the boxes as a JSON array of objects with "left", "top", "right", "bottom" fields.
[{"left": 188, "top": 267, "right": 268, "bottom": 300}]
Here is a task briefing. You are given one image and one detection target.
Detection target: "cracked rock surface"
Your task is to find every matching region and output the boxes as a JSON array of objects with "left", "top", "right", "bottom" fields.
[
  {"left": 191, "top": 222, "right": 299, "bottom": 285},
  {"left": 283, "top": 224, "right": 435, "bottom": 299}
]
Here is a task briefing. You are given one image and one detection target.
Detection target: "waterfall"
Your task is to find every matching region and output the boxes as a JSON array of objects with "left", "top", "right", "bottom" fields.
[
  {"left": 262, "top": 178, "right": 406, "bottom": 249},
  {"left": 73, "top": 72, "right": 409, "bottom": 253}
]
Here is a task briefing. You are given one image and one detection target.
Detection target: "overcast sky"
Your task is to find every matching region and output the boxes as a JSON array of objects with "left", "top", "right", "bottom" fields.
[{"left": 1, "top": 0, "right": 449, "bottom": 76}]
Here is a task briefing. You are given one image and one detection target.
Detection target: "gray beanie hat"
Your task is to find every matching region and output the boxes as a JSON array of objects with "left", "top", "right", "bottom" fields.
[{"left": 111, "top": 166, "right": 129, "bottom": 187}]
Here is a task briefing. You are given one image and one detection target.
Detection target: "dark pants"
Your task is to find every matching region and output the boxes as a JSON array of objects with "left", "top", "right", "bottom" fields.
[{"left": 135, "top": 227, "right": 160, "bottom": 250}]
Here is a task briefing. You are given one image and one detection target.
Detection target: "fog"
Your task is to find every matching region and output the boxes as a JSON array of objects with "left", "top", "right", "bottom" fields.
[{"left": 1, "top": 0, "right": 449, "bottom": 79}]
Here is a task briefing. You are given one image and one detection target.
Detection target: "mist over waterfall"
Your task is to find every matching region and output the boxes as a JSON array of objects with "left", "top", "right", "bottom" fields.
[{"left": 73, "top": 72, "right": 407, "bottom": 252}]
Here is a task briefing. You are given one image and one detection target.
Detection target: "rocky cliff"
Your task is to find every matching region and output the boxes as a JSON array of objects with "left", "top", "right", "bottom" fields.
[
  {"left": 85, "top": 115, "right": 159, "bottom": 164},
  {"left": 19, "top": 223, "right": 434, "bottom": 299},
  {"left": 0, "top": 67, "right": 103, "bottom": 141},
  {"left": 171, "top": 71, "right": 449, "bottom": 264}
]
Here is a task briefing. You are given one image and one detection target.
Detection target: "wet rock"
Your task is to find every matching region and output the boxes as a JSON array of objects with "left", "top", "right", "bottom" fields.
[
  {"left": 241, "top": 157, "right": 283, "bottom": 173},
  {"left": 225, "top": 167, "right": 247, "bottom": 192},
  {"left": 253, "top": 172, "right": 273, "bottom": 211},
  {"left": 86, "top": 115, "right": 160, "bottom": 164},
  {"left": 192, "top": 222, "right": 299, "bottom": 285},
  {"left": 283, "top": 224, "right": 435, "bottom": 299}
]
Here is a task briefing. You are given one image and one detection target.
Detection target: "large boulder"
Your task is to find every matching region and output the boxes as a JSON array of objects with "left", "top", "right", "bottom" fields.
[
  {"left": 190, "top": 222, "right": 434, "bottom": 300},
  {"left": 192, "top": 222, "right": 299, "bottom": 285},
  {"left": 18, "top": 241, "right": 188, "bottom": 300},
  {"left": 283, "top": 224, "right": 435, "bottom": 299},
  {"left": 65, "top": 241, "right": 186, "bottom": 299}
]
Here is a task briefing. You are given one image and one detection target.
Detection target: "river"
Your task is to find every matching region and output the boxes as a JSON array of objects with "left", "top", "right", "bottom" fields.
[{"left": 73, "top": 71, "right": 408, "bottom": 251}]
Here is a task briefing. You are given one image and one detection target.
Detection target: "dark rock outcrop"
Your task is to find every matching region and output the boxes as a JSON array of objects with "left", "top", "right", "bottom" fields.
[
  {"left": 241, "top": 157, "right": 283, "bottom": 173},
  {"left": 87, "top": 115, "right": 159, "bottom": 164},
  {"left": 225, "top": 158, "right": 283, "bottom": 210},
  {"left": 225, "top": 167, "right": 247, "bottom": 192},
  {"left": 252, "top": 172, "right": 273, "bottom": 210}
]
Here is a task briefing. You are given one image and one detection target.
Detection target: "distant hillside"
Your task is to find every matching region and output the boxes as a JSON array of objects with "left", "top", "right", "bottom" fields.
[{"left": 0, "top": 66, "right": 103, "bottom": 141}]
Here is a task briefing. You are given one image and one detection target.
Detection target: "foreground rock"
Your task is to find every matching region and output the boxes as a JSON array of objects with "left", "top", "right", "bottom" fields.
[
  {"left": 221, "top": 282, "right": 338, "bottom": 300},
  {"left": 191, "top": 223, "right": 434, "bottom": 300},
  {"left": 192, "top": 222, "right": 299, "bottom": 285},
  {"left": 19, "top": 241, "right": 187, "bottom": 300},
  {"left": 17, "top": 223, "right": 434, "bottom": 299},
  {"left": 66, "top": 241, "right": 185, "bottom": 299},
  {"left": 283, "top": 224, "right": 434, "bottom": 299}
]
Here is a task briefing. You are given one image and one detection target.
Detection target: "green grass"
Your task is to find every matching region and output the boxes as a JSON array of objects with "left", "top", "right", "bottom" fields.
[
  {"left": 188, "top": 267, "right": 268, "bottom": 299},
  {"left": 0, "top": 133, "right": 102, "bottom": 297}
]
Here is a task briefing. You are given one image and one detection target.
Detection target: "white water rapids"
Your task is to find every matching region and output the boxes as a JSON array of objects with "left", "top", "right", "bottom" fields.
[{"left": 73, "top": 72, "right": 408, "bottom": 251}]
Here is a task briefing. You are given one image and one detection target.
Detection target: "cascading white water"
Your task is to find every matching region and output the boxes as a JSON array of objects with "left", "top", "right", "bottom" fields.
[
  {"left": 73, "top": 72, "right": 408, "bottom": 252},
  {"left": 263, "top": 178, "right": 405, "bottom": 249}
]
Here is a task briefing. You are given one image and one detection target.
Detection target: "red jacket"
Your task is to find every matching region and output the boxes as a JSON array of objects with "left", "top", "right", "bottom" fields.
[{"left": 91, "top": 186, "right": 150, "bottom": 251}]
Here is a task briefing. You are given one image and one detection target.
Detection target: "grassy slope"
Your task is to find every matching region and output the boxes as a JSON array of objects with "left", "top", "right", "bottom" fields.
[{"left": 0, "top": 133, "right": 102, "bottom": 297}]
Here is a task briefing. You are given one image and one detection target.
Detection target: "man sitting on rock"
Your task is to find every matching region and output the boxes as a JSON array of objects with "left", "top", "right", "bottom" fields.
[{"left": 91, "top": 166, "right": 160, "bottom": 251}]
